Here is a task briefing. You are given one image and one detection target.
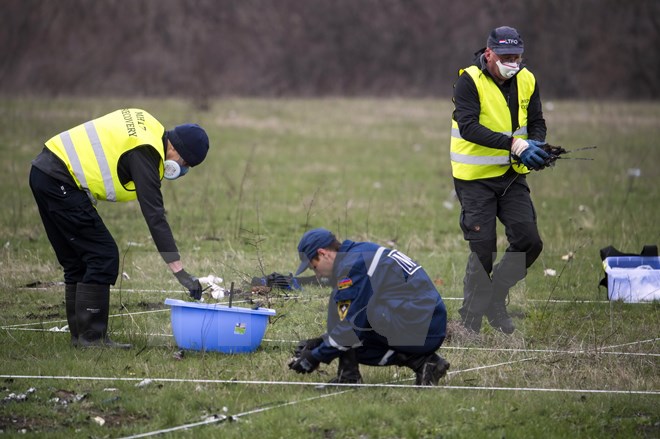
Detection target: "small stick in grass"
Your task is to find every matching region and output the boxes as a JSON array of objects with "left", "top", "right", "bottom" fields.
[{"left": 228, "top": 282, "right": 235, "bottom": 308}]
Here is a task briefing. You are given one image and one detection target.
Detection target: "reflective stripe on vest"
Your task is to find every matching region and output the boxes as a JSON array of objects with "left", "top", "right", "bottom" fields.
[
  {"left": 46, "top": 109, "right": 165, "bottom": 202},
  {"left": 450, "top": 151, "right": 510, "bottom": 165},
  {"left": 367, "top": 246, "right": 386, "bottom": 277},
  {"left": 450, "top": 65, "right": 536, "bottom": 180}
]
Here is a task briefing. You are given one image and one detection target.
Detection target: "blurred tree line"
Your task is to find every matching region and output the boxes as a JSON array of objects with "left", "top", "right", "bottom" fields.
[{"left": 1, "top": 0, "right": 658, "bottom": 101}]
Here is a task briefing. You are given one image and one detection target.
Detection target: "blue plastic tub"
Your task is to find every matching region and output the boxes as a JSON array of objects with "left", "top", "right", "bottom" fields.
[
  {"left": 603, "top": 256, "right": 660, "bottom": 303},
  {"left": 164, "top": 298, "right": 276, "bottom": 353}
]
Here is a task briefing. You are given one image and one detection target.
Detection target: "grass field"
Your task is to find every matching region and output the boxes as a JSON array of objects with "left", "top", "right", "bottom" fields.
[{"left": 0, "top": 97, "right": 658, "bottom": 438}]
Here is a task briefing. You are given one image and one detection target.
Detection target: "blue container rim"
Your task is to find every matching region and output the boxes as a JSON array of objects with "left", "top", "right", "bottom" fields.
[
  {"left": 164, "top": 298, "right": 276, "bottom": 316},
  {"left": 604, "top": 256, "right": 660, "bottom": 270}
]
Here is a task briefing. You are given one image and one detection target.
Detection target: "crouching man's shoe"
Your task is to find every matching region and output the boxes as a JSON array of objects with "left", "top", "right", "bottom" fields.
[
  {"left": 414, "top": 354, "right": 450, "bottom": 386},
  {"left": 393, "top": 352, "right": 450, "bottom": 386}
]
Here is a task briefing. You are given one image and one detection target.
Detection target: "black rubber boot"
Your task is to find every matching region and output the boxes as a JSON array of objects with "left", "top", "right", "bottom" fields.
[
  {"left": 486, "top": 302, "right": 515, "bottom": 334},
  {"left": 486, "top": 288, "right": 515, "bottom": 334},
  {"left": 328, "top": 349, "right": 362, "bottom": 384},
  {"left": 76, "top": 283, "right": 131, "bottom": 349},
  {"left": 460, "top": 311, "right": 483, "bottom": 334},
  {"left": 65, "top": 283, "right": 78, "bottom": 346},
  {"left": 394, "top": 352, "right": 450, "bottom": 386}
]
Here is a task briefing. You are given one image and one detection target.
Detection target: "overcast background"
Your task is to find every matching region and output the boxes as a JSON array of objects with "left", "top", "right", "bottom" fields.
[{"left": 1, "top": 0, "right": 658, "bottom": 101}]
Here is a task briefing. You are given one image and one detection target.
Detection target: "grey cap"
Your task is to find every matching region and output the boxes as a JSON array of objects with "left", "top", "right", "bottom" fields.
[{"left": 487, "top": 26, "right": 524, "bottom": 55}]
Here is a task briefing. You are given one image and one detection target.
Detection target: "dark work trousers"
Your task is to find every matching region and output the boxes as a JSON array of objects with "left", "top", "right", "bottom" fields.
[
  {"left": 454, "top": 170, "right": 543, "bottom": 318},
  {"left": 29, "top": 166, "right": 119, "bottom": 285},
  {"left": 353, "top": 331, "right": 445, "bottom": 367}
]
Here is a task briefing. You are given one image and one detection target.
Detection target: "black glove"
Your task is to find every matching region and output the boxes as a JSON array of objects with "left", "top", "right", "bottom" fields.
[
  {"left": 293, "top": 337, "right": 324, "bottom": 358},
  {"left": 288, "top": 349, "right": 320, "bottom": 374},
  {"left": 174, "top": 269, "right": 203, "bottom": 300}
]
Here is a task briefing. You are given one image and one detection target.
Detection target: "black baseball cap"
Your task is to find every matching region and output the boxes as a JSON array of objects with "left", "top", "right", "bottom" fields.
[{"left": 487, "top": 26, "right": 524, "bottom": 55}]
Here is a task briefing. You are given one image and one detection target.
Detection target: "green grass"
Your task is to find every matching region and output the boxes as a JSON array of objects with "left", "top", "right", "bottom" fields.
[{"left": 0, "top": 97, "right": 658, "bottom": 438}]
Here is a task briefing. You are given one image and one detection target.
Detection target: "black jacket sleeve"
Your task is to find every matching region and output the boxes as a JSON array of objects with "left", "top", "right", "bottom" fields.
[
  {"left": 119, "top": 146, "right": 180, "bottom": 263},
  {"left": 452, "top": 67, "right": 547, "bottom": 149}
]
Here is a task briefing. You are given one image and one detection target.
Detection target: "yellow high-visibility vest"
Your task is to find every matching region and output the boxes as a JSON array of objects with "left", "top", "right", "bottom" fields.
[
  {"left": 46, "top": 109, "right": 165, "bottom": 202},
  {"left": 450, "top": 65, "right": 536, "bottom": 180}
]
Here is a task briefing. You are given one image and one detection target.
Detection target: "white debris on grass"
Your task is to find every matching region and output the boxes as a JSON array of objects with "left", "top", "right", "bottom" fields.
[
  {"left": 199, "top": 274, "right": 226, "bottom": 299},
  {"left": 48, "top": 326, "right": 68, "bottom": 332},
  {"left": 561, "top": 252, "right": 575, "bottom": 261},
  {"left": 4, "top": 392, "right": 27, "bottom": 403},
  {"left": 544, "top": 268, "right": 557, "bottom": 277},
  {"left": 210, "top": 285, "right": 227, "bottom": 299},
  {"left": 50, "top": 391, "right": 87, "bottom": 406},
  {"left": 3, "top": 388, "right": 36, "bottom": 403},
  {"left": 136, "top": 379, "right": 153, "bottom": 388},
  {"left": 93, "top": 416, "right": 105, "bottom": 426}
]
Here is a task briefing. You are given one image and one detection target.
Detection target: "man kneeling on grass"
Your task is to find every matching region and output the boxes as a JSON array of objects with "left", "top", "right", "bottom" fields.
[{"left": 288, "top": 228, "right": 449, "bottom": 386}]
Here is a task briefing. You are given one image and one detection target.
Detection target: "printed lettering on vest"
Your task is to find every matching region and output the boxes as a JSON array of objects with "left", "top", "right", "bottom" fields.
[
  {"left": 135, "top": 111, "right": 147, "bottom": 132},
  {"left": 386, "top": 250, "right": 422, "bottom": 276},
  {"left": 122, "top": 109, "right": 137, "bottom": 137}
]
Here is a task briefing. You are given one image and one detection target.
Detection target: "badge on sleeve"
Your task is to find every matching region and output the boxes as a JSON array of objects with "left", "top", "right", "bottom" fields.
[
  {"left": 337, "top": 300, "right": 351, "bottom": 321},
  {"left": 337, "top": 277, "right": 353, "bottom": 290}
]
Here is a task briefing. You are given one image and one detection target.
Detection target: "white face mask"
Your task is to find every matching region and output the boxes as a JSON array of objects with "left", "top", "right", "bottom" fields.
[
  {"left": 163, "top": 160, "right": 189, "bottom": 180},
  {"left": 496, "top": 60, "right": 520, "bottom": 78}
]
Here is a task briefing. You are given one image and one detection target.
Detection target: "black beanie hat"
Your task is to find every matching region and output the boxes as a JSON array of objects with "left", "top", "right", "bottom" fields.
[{"left": 167, "top": 124, "right": 209, "bottom": 167}]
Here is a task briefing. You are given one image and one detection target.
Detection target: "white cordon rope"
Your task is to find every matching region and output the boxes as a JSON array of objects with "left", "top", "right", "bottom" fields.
[
  {"left": 2, "top": 372, "right": 657, "bottom": 395},
  {"left": 2, "top": 288, "right": 654, "bottom": 331},
  {"left": 3, "top": 324, "right": 658, "bottom": 358},
  {"left": 3, "top": 355, "right": 659, "bottom": 438},
  {"left": 4, "top": 292, "right": 658, "bottom": 436}
]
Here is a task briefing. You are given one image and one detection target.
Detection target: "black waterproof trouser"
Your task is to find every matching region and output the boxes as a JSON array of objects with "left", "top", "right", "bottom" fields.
[
  {"left": 29, "top": 166, "right": 119, "bottom": 285},
  {"left": 453, "top": 170, "right": 543, "bottom": 318}
]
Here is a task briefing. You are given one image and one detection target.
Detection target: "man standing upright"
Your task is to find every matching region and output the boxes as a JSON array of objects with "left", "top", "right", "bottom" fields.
[{"left": 450, "top": 26, "right": 549, "bottom": 335}]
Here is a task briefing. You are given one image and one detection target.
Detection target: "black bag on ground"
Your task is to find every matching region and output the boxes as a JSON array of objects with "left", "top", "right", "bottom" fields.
[
  {"left": 250, "top": 272, "right": 331, "bottom": 290},
  {"left": 251, "top": 272, "right": 301, "bottom": 290}
]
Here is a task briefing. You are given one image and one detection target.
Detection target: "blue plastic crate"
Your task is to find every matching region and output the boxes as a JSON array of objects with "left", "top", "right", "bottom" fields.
[
  {"left": 165, "top": 299, "right": 276, "bottom": 353},
  {"left": 603, "top": 256, "right": 660, "bottom": 303}
]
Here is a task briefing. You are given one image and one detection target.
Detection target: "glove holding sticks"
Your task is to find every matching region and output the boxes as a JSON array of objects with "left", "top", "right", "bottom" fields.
[
  {"left": 513, "top": 139, "right": 596, "bottom": 170},
  {"left": 541, "top": 144, "right": 597, "bottom": 167}
]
